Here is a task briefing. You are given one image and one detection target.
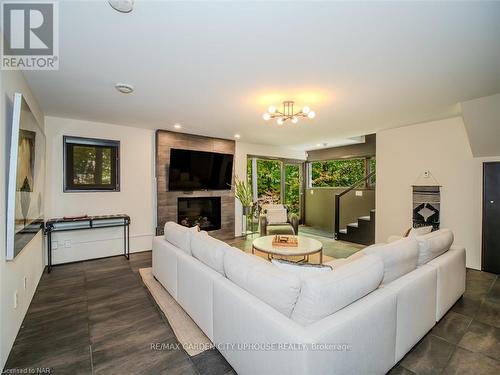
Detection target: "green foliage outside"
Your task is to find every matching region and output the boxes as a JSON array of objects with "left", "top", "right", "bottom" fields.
[
  {"left": 73, "top": 145, "right": 111, "bottom": 184},
  {"left": 256, "top": 159, "right": 281, "bottom": 205},
  {"left": 284, "top": 164, "right": 300, "bottom": 214},
  {"left": 246, "top": 158, "right": 300, "bottom": 214},
  {"left": 369, "top": 158, "right": 376, "bottom": 185},
  {"left": 311, "top": 159, "right": 365, "bottom": 187},
  {"left": 246, "top": 156, "right": 375, "bottom": 216}
]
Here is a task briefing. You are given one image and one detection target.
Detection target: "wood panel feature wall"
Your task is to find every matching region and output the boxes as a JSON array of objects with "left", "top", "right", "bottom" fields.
[{"left": 155, "top": 130, "right": 235, "bottom": 239}]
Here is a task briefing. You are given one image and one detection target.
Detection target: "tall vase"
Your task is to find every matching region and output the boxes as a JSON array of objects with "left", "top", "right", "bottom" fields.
[{"left": 242, "top": 206, "right": 251, "bottom": 236}]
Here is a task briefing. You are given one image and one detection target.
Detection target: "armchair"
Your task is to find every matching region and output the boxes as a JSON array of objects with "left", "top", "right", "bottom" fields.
[{"left": 259, "top": 204, "right": 299, "bottom": 236}]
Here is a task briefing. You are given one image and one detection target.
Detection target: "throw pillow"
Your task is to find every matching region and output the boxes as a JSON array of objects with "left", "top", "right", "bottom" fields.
[
  {"left": 164, "top": 222, "right": 200, "bottom": 254},
  {"left": 324, "top": 251, "right": 365, "bottom": 269},
  {"left": 408, "top": 226, "right": 433, "bottom": 237},
  {"left": 415, "top": 229, "right": 454, "bottom": 265},
  {"left": 271, "top": 259, "right": 332, "bottom": 275},
  {"left": 362, "top": 237, "right": 418, "bottom": 284},
  {"left": 191, "top": 231, "right": 229, "bottom": 275},
  {"left": 291, "top": 255, "right": 384, "bottom": 325}
]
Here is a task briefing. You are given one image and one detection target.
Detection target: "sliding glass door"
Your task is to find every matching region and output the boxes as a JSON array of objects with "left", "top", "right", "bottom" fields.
[
  {"left": 247, "top": 157, "right": 304, "bottom": 220},
  {"left": 256, "top": 159, "right": 282, "bottom": 205},
  {"left": 284, "top": 163, "right": 301, "bottom": 215}
]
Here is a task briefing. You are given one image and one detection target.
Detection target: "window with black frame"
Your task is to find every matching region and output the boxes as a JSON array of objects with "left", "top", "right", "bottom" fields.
[{"left": 64, "top": 136, "right": 120, "bottom": 192}]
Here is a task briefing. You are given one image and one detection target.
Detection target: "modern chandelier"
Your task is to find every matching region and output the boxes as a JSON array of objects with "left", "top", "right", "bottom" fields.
[{"left": 262, "top": 101, "right": 316, "bottom": 125}]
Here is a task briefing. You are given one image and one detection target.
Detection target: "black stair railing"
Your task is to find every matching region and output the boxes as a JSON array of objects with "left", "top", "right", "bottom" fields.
[{"left": 334, "top": 171, "right": 376, "bottom": 239}]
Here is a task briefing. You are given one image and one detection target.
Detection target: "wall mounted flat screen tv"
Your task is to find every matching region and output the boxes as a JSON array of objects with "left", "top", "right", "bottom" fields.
[{"left": 168, "top": 149, "right": 233, "bottom": 191}]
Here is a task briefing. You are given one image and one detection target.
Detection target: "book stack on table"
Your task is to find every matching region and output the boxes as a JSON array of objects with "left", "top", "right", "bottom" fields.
[{"left": 272, "top": 235, "right": 298, "bottom": 247}]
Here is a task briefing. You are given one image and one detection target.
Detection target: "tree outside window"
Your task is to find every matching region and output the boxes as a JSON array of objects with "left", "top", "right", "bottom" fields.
[
  {"left": 311, "top": 159, "right": 365, "bottom": 187},
  {"left": 64, "top": 136, "right": 120, "bottom": 192}
]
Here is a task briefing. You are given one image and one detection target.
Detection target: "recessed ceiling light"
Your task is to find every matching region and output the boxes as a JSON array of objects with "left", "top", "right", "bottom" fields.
[
  {"left": 316, "top": 143, "right": 321, "bottom": 147},
  {"left": 173, "top": 124, "right": 182, "bottom": 129},
  {"left": 234, "top": 134, "right": 241, "bottom": 139},
  {"left": 109, "top": 0, "right": 134, "bottom": 13},
  {"left": 115, "top": 83, "right": 134, "bottom": 94}
]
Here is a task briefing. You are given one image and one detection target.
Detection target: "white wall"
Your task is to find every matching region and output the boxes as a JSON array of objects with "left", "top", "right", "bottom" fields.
[
  {"left": 0, "top": 70, "right": 45, "bottom": 369},
  {"left": 44, "top": 116, "right": 155, "bottom": 264},
  {"left": 376, "top": 116, "right": 498, "bottom": 270},
  {"left": 461, "top": 93, "right": 500, "bottom": 157},
  {"left": 233, "top": 141, "right": 305, "bottom": 235}
]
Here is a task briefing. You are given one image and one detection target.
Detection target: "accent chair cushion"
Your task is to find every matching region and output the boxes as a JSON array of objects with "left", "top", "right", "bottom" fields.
[
  {"left": 164, "top": 222, "right": 199, "bottom": 255},
  {"left": 261, "top": 204, "right": 285, "bottom": 211},
  {"left": 266, "top": 224, "right": 295, "bottom": 235},
  {"left": 415, "top": 229, "right": 454, "bottom": 266},
  {"left": 191, "top": 231, "right": 229, "bottom": 275},
  {"left": 265, "top": 209, "right": 288, "bottom": 224},
  {"left": 291, "top": 255, "right": 384, "bottom": 326},
  {"left": 363, "top": 237, "right": 418, "bottom": 285},
  {"left": 224, "top": 247, "right": 301, "bottom": 317}
]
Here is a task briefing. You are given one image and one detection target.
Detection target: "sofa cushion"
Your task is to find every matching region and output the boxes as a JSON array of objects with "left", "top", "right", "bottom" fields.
[
  {"left": 224, "top": 246, "right": 267, "bottom": 273},
  {"left": 191, "top": 231, "right": 229, "bottom": 275},
  {"left": 224, "top": 248, "right": 301, "bottom": 317},
  {"left": 415, "top": 229, "right": 454, "bottom": 266},
  {"left": 164, "top": 222, "right": 199, "bottom": 255},
  {"left": 363, "top": 238, "right": 418, "bottom": 285},
  {"left": 291, "top": 255, "right": 384, "bottom": 326}
]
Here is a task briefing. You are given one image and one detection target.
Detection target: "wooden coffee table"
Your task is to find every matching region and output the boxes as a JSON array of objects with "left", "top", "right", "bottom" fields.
[{"left": 252, "top": 235, "right": 323, "bottom": 264}]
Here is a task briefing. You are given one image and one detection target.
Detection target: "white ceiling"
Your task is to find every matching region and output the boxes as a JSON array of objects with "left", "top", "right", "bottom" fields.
[{"left": 24, "top": 0, "right": 500, "bottom": 150}]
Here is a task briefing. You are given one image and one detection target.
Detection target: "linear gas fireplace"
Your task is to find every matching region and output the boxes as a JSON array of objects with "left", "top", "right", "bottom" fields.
[{"left": 177, "top": 197, "right": 221, "bottom": 231}]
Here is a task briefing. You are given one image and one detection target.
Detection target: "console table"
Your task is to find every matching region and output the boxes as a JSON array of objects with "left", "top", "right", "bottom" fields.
[{"left": 45, "top": 214, "right": 130, "bottom": 273}]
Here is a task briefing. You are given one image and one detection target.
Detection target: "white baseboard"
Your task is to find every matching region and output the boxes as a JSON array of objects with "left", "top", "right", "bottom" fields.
[{"left": 47, "top": 231, "right": 154, "bottom": 265}]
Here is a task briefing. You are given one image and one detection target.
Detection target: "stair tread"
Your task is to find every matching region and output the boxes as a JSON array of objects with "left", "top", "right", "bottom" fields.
[
  {"left": 347, "top": 222, "right": 359, "bottom": 228},
  {"left": 339, "top": 229, "right": 347, "bottom": 234},
  {"left": 359, "top": 216, "right": 371, "bottom": 221}
]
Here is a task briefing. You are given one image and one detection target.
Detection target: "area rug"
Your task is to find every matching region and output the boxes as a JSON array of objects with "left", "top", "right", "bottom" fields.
[
  {"left": 226, "top": 231, "right": 363, "bottom": 261},
  {"left": 139, "top": 267, "right": 213, "bottom": 356}
]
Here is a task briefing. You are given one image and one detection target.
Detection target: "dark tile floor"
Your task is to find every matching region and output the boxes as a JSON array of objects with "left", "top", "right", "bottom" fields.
[
  {"left": 392, "top": 267, "right": 500, "bottom": 375},
  {"left": 5, "top": 251, "right": 500, "bottom": 375},
  {"left": 4, "top": 252, "right": 233, "bottom": 375}
]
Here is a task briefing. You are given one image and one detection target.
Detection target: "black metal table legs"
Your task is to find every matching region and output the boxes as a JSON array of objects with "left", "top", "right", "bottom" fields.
[
  {"left": 47, "top": 230, "right": 52, "bottom": 273},
  {"left": 124, "top": 223, "right": 130, "bottom": 260}
]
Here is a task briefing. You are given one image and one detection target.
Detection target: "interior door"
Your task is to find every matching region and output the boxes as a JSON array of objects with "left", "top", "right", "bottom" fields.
[{"left": 483, "top": 162, "right": 500, "bottom": 274}]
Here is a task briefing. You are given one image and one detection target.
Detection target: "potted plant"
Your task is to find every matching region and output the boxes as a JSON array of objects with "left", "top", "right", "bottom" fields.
[
  {"left": 233, "top": 177, "right": 253, "bottom": 234},
  {"left": 234, "top": 177, "right": 253, "bottom": 213}
]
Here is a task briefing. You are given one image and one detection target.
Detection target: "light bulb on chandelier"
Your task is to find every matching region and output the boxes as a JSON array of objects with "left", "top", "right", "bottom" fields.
[
  {"left": 262, "top": 101, "right": 315, "bottom": 125},
  {"left": 268, "top": 105, "right": 277, "bottom": 114}
]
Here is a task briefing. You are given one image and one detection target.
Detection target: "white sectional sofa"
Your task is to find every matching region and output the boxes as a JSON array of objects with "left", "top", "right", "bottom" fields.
[{"left": 152, "top": 222, "right": 466, "bottom": 375}]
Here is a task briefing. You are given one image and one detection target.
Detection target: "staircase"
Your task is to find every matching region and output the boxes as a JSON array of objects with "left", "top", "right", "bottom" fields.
[
  {"left": 337, "top": 209, "right": 375, "bottom": 245},
  {"left": 334, "top": 170, "right": 376, "bottom": 246}
]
